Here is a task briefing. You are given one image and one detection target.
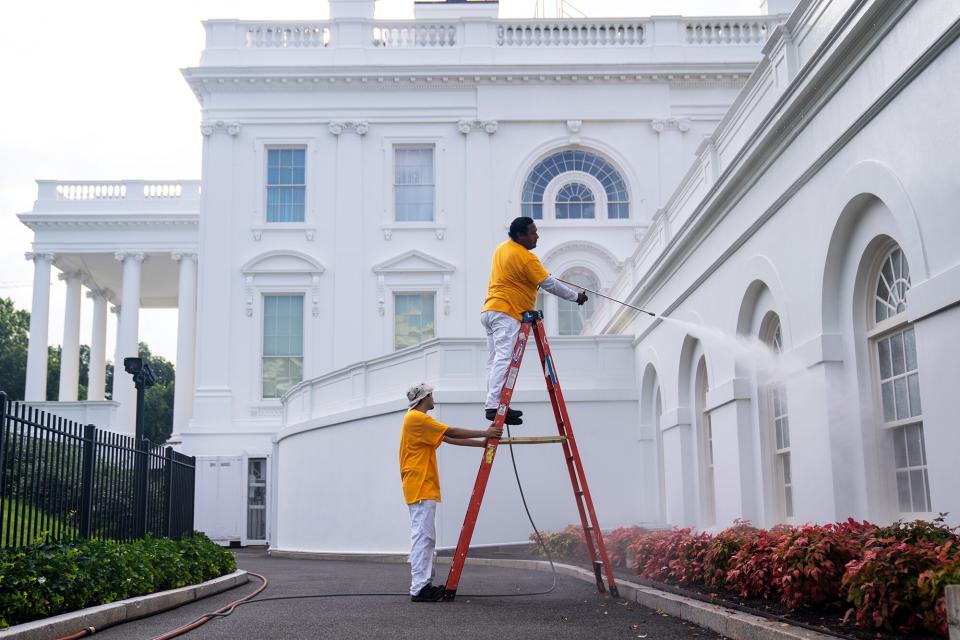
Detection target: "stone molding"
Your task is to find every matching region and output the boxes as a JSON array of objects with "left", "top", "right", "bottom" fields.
[
  {"left": 171, "top": 251, "right": 199, "bottom": 262},
  {"left": 328, "top": 120, "right": 369, "bottom": 136},
  {"left": 200, "top": 120, "right": 241, "bottom": 136},
  {"left": 456, "top": 120, "right": 498, "bottom": 135}
]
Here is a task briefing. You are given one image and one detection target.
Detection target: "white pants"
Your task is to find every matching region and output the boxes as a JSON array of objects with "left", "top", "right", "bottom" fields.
[
  {"left": 481, "top": 310, "right": 522, "bottom": 410},
  {"left": 408, "top": 499, "right": 437, "bottom": 595}
]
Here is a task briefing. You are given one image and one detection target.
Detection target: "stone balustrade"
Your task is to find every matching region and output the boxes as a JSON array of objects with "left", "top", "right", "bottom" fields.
[
  {"left": 372, "top": 22, "right": 459, "bottom": 48},
  {"left": 684, "top": 18, "right": 773, "bottom": 45},
  {"left": 32, "top": 180, "right": 201, "bottom": 213},
  {"left": 496, "top": 20, "right": 646, "bottom": 47}
]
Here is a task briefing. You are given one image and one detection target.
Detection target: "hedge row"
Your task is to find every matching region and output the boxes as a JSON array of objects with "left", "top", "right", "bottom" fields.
[
  {"left": 532, "top": 518, "right": 960, "bottom": 637},
  {"left": 0, "top": 534, "right": 236, "bottom": 629}
]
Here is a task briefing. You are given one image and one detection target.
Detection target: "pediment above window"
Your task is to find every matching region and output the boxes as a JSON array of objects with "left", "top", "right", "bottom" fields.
[
  {"left": 371, "top": 250, "right": 455, "bottom": 275},
  {"left": 241, "top": 250, "right": 325, "bottom": 276}
]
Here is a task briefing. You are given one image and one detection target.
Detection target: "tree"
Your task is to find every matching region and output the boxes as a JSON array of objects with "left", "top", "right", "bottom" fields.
[
  {"left": 137, "top": 342, "right": 175, "bottom": 445},
  {"left": 0, "top": 298, "right": 30, "bottom": 400}
]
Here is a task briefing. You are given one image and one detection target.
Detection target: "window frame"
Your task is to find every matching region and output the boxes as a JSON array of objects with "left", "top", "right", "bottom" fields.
[
  {"left": 761, "top": 316, "right": 794, "bottom": 522},
  {"left": 262, "top": 144, "right": 309, "bottom": 224},
  {"left": 556, "top": 267, "right": 600, "bottom": 336},
  {"left": 520, "top": 149, "right": 631, "bottom": 222},
  {"left": 259, "top": 292, "right": 307, "bottom": 401},
  {"left": 865, "top": 245, "right": 931, "bottom": 518},
  {"left": 391, "top": 289, "right": 438, "bottom": 351},
  {"left": 382, "top": 138, "right": 445, "bottom": 234}
]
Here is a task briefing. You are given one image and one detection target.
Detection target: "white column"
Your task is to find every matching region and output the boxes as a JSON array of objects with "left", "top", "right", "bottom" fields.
[
  {"left": 25, "top": 252, "right": 54, "bottom": 401},
  {"left": 113, "top": 251, "right": 144, "bottom": 435},
  {"left": 331, "top": 121, "right": 367, "bottom": 368},
  {"left": 461, "top": 120, "right": 497, "bottom": 337},
  {"left": 86, "top": 289, "right": 109, "bottom": 401},
  {"left": 58, "top": 272, "right": 83, "bottom": 401},
  {"left": 171, "top": 252, "right": 198, "bottom": 434}
]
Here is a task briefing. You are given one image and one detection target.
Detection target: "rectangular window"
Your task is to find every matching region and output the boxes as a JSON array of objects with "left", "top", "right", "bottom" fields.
[
  {"left": 266, "top": 148, "right": 306, "bottom": 222},
  {"left": 262, "top": 295, "right": 304, "bottom": 398},
  {"left": 771, "top": 384, "right": 793, "bottom": 518},
  {"left": 394, "top": 293, "right": 435, "bottom": 350},
  {"left": 394, "top": 146, "right": 435, "bottom": 222},
  {"left": 876, "top": 326, "right": 930, "bottom": 513},
  {"left": 247, "top": 458, "right": 267, "bottom": 541}
]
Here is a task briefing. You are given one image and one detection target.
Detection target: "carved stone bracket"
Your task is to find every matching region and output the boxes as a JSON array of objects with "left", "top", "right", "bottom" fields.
[
  {"left": 650, "top": 117, "right": 692, "bottom": 134},
  {"left": 376, "top": 274, "right": 386, "bottom": 316},
  {"left": 200, "top": 120, "right": 241, "bottom": 137},
  {"left": 442, "top": 274, "right": 452, "bottom": 316},
  {"left": 456, "top": 120, "right": 498, "bottom": 135},
  {"left": 382, "top": 229, "right": 393, "bottom": 241},
  {"left": 311, "top": 274, "right": 321, "bottom": 318},
  {"left": 244, "top": 275, "right": 255, "bottom": 317},
  {"left": 329, "top": 120, "right": 369, "bottom": 136}
]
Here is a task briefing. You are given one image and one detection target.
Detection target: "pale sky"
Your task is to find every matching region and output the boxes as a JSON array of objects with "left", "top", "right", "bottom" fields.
[{"left": 0, "top": 0, "right": 761, "bottom": 364}]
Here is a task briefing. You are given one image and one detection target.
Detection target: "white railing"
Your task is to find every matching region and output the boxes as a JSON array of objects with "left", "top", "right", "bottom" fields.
[
  {"left": 245, "top": 23, "right": 330, "bottom": 48},
  {"left": 38, "top": 180, "right": 201, "bottom": 203},
  {"left": 372, "top": 22, "right": 458, "bottom": 48},
  {"left": 497, "top": 20, "right": 645, "bottom": 47},
  {"left": 684, "top": 18, "right": 775, "bottom": 45}
]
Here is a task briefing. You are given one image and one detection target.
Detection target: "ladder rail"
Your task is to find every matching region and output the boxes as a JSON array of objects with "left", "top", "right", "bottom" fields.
[{"left": 442, "top": 311, "right": 619, "bottom": 600}]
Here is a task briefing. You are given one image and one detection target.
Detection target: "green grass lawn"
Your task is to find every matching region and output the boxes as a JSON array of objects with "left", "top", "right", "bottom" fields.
[{"left": 1, "top": 499, "right": 77, "bottom": 547}]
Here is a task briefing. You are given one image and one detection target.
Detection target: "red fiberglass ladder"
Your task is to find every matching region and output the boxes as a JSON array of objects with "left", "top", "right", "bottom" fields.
[{"left": 442, "top": 310, "right": 619, "bottom": 601}]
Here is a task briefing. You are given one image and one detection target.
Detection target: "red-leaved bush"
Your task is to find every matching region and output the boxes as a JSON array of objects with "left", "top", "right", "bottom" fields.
[
  {"left": 535, "top": 517, "right": 960, "bottom": 636},
  {"left": 771, "top": 519, "right": 875, "bottom": 609},
  {"left": 842, "top": 518, "right": 959, "bottom": 635}
]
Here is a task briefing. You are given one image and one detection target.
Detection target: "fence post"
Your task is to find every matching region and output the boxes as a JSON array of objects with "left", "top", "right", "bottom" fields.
[
  {"left": 947, "top": 584, "right": 960, "bottom": 640},
  {"left": 79, "top": 424, "right": 96, "bottom": 538},
  {"left": 0, "top": 393, "right": 8, "bottom": 511},
  {"left": 164, "top": 447, "right": 174, "bottom": 538}
]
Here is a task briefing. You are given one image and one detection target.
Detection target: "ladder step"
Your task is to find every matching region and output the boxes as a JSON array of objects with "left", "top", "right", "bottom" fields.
[{"left": 499, "top": 436, "right": 567, "bottom": 445}]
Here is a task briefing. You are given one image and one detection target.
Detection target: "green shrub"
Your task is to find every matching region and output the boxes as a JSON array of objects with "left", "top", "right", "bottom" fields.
[{"left": 0, "top": 534, "right": 236, "bottom": 629}]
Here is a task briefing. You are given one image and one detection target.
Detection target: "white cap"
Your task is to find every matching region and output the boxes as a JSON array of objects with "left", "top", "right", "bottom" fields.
[{"left": 406, "top": 383, "right": 435, "bottom": 408}]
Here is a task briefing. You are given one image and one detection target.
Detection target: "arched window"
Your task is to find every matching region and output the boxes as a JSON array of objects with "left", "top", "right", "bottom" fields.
[
  {"left": 555, "top": 183, "right": 596, "bottom": 219},
  {"left": 764, "top": 316, "right": 793, "bottom": 520},
  {"left": 521, "top": 149, "right": 629, "bottom": 220},
  {"left": 694, "top": 356, "right": 716, "bottom": 527},
  {"left": 557, "top": 268, "right": 599, "bottom": 335},
  {"left": 869, "top": 246, "right": 930, "bottom": 515}
]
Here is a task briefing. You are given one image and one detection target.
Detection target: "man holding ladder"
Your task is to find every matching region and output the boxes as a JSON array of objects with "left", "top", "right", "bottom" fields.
[{"left": 481, "top": 216, "right": 588, "bottom": 425}]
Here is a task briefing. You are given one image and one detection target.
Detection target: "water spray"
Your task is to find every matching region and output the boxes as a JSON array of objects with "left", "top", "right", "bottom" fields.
[{"left": 555, "top": 277, "right": 657, "bottom": 317}]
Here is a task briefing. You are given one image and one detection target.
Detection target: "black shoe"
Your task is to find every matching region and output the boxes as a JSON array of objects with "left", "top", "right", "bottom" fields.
[
  {"left": 485, "top": 408, "right": 523, "bottom": 423},
  {"left": 411, "top": 583, "right": 445, "bottom": 602}
]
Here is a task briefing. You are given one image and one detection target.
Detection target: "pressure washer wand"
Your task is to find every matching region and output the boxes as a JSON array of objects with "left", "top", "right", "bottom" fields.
[{"left": 555, "top": 277, "right": 657, "bottom": 317}]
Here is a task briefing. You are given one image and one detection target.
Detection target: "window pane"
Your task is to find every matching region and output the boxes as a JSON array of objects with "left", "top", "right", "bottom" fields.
[
  {"left": 780, "top": 417, "right": 790, "bottom": 448},
  {"left": 395, "top": 293, "right": 435, "bottom": 350},
  {"left": 894, "top": 377, "right": 909, "bottom": 421},
  {"left": 784, "top": 485, "right": 793, "bottom": 518},
  {"left": 893, "top": 427, "right": 907, "bottom": 468},
  {"left": 910, "top": 469, "right": 930, "bottom": 512},
  {"left": 891, "top": 332, "right": 906, "bottom": 376},
  {"left": 263, "top": 296, "right": 304, "bottom": 397},
  {"left": 781, "top": 453, "right": 791, "bottom": 484},
  {"left": 881, "top": 381, "right": 896, "bottom": 422},
  {"left": 905, "top": 424, "right": 925, "bottom": 467},
  {"left": 878, "top": 338, "right": 892, "bottom": 379},
  {"left": 907, "top": 373, "right": 922, "bottom": 417},
  {"left": 896, "top": 471, "right": 912, "bottom": 512},
  {"left": 904, "top": 327, "right": 917, "bottom": 371}
]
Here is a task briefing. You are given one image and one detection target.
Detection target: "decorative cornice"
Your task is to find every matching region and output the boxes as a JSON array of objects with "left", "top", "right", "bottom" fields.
[
  {"left": 329, "top": 120, "right": 369, "bottom": 136},
  {"left": 200, "top": 120, "right": 241, "bottom": 137},
  {"left": 650, "top": 117, "right": 692, "bottom": 134},
  {"left": 114, "top": 251, "right": 145, "bottom": 263},
  {"left": 18, "top": 216, "right": 199, "bottom": 231},
  {"left": 456, "top": 119, "right": 498, "bottom": 135}
]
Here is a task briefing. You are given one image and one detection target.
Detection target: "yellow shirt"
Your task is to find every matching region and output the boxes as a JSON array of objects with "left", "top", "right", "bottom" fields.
[
  {"left": 481, "top": 239, "right": 550, "bottom": 321},
  {"left": 399, "top": 410, "right": 449, "bottom": 504}
]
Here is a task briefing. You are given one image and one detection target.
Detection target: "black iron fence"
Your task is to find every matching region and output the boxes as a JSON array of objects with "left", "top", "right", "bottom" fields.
[{"left": 0, "top": 392, "right": 195, "bottom": 548}]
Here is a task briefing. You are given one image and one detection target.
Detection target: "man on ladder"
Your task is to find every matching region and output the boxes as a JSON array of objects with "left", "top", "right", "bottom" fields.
[{"left": 481, "top": 216, "right": 588, "bottom": 425}]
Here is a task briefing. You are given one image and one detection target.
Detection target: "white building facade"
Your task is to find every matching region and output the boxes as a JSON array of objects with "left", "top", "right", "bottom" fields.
[{"left": 17, "top": 0, "right": 960, "bottom": 552}]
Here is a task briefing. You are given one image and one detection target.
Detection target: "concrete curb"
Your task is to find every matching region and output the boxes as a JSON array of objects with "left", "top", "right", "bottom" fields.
[
  {"left": 436, "top": 557, "right": 839, "bottom": 640},
  {"left": 0, "top": 570, "right": 249, "bottom": 640},
  {"left": 268, "top": 549, "right": 409, "bottom": 563}
]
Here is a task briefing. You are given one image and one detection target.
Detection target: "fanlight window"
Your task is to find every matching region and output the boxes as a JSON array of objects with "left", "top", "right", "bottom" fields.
[
  {"left": 521, "top": 150, "right": 629, "bottom": 219},
  {"left": 875, "top": 248, "right": 910, "bottom": 322},
  {"left": 555, "top": 183, "right": 596, "bottom": 219}
]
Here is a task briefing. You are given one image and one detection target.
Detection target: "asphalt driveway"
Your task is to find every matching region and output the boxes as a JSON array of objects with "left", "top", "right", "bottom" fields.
[{"left": 93, "top": 550, "right": 725, "bottom": 639}]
